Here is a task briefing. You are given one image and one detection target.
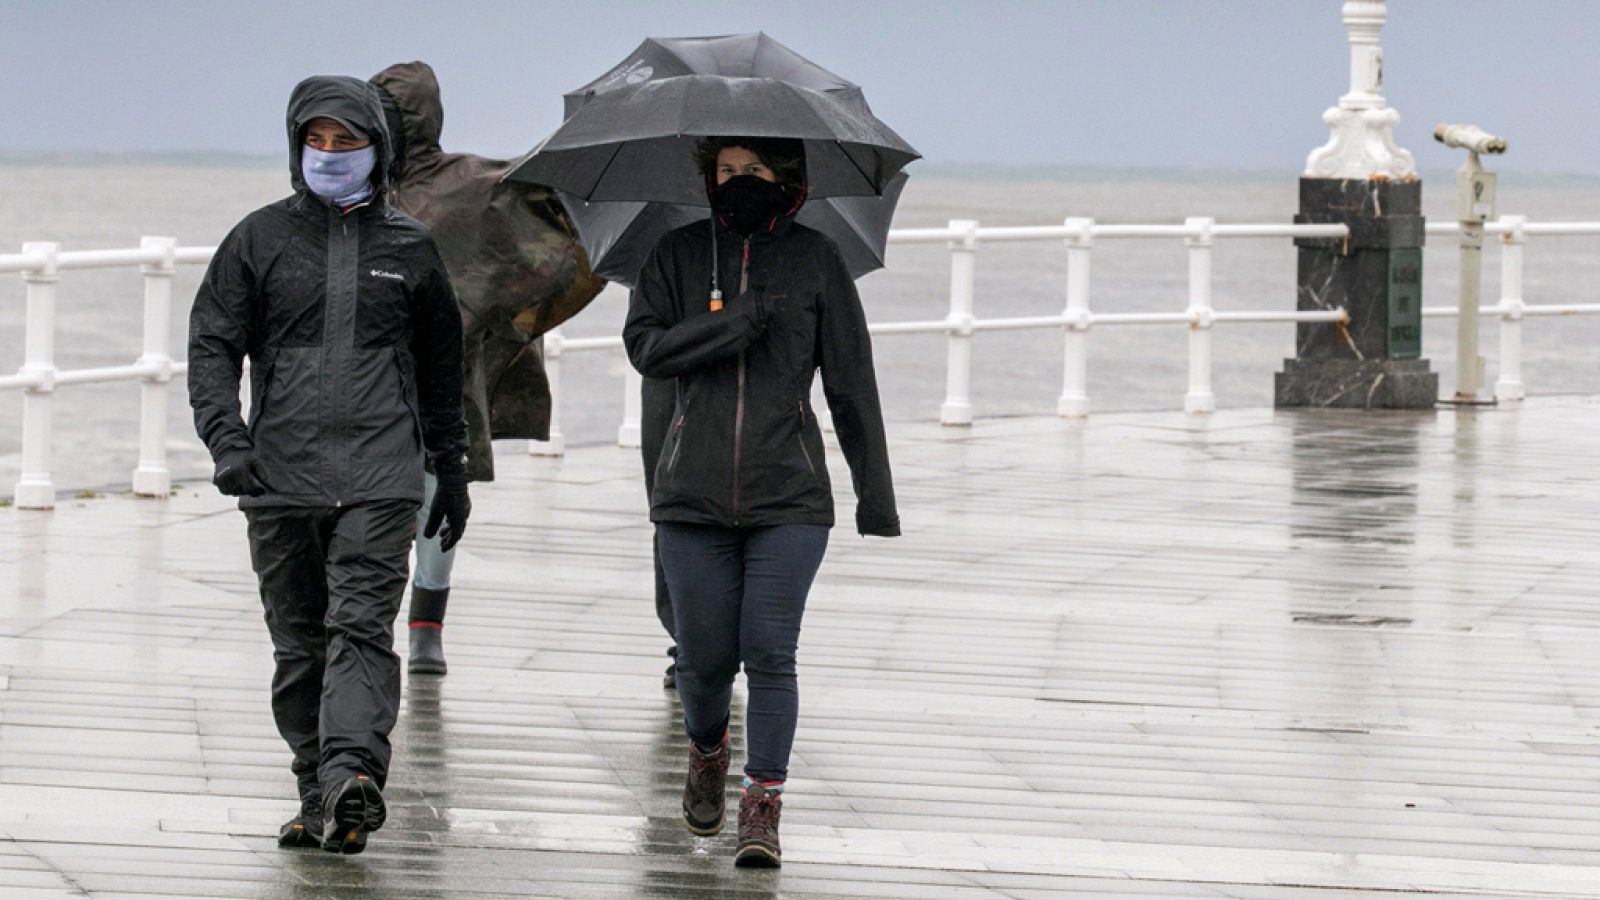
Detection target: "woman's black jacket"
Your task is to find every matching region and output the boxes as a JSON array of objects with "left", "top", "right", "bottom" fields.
[{"left": 623, "top": 215, "right": 899, "bottom": 537}]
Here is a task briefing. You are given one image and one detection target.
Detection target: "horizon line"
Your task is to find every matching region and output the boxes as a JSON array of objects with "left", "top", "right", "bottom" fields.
[{"left": 3, "top": 150, "right": 1598, "bottom": 184}]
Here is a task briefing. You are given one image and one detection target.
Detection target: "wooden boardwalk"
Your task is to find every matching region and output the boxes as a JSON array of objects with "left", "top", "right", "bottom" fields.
[{"left": 4, "top": 398, "right": 1600, "bottom": 898}]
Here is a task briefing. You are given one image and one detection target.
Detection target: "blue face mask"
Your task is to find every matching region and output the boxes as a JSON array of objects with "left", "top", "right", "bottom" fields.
[{"left": 301, "top": 145, "right": 377, "bottom": 206}]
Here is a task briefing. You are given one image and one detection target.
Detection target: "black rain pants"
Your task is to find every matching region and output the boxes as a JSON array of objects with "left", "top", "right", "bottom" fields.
[{"left": 244, "top": 499, "right": 418, "bottom": 803}]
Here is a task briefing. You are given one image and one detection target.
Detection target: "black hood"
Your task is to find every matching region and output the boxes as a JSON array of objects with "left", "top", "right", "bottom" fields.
[
  {"left": 285, "top": 75, "right": 393, "bottom": 195},
  {"left": 369, "top": 61, "right": 445, "bottom": 177}
]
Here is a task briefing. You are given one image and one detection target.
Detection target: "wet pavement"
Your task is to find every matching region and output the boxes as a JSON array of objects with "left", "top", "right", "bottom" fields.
[{"left": 3, "top": 398, "right": 1599, "bottom": 898}]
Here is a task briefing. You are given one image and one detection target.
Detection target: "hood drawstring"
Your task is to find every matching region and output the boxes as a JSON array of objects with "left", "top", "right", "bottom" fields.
[
  {"left": 706, "top": 174, "right": 807, "bottom": 312},
  {"left": 705, "top": 171, "right": 723, "bottom": 311},
  {"left": 709, "top": 221, "right": 724, "bottom": 312}
]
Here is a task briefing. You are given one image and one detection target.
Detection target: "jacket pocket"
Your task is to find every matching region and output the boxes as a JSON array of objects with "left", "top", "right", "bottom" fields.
[
  {"left": 252, "top": 349, "right": 319, "bottom": 466},
  {"left": 247, "top": 359, "right": 275, "bottom": 439},
  {"left": 393, "top": 347, "right": 424, "bottom": 451},
  {"left": 665, "top": 414, "right": 686, "bottom": 476},
  {"left": 796, "top": 402, "right": 817, "bottom": 476}
]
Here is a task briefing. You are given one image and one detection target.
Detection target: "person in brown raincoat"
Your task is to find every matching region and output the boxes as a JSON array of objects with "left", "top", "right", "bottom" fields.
[{"left": 369, "top": 61, "right": 604, "bottom": 674}]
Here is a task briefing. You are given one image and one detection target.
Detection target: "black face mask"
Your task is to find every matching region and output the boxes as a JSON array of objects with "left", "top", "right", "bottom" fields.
[{"left": 712, "top": 174, "right": 792, "bottom": 235}]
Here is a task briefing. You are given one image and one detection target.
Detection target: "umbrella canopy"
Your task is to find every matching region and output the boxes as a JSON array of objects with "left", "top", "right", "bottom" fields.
[
  {"left": 562, "top": 33, "right": 864, "bottom": 119},
  {"left": 505, "top": 33, "right": 918, "bottom": 205},
  {"left": 559, "top": 170, "right": 908, "bottom": 289}
]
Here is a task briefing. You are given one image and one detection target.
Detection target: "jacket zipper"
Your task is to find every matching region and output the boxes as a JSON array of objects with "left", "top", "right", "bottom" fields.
[
  {"left": 731, "top": 239, "right": 751, "bottom": 524},
  {"left": 797, "top": 402, "right": 816, "bottom": 475},
  {"left": 333, "top": 211, "right": 354, "bottom": 507}
]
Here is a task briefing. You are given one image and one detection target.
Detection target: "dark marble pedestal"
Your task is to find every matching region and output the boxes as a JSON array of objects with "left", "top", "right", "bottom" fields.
[
  {"left": 1275, "top": 177, "right": 1438, "bottom": 410},
  {"left": 1275, "top": 358, "right": 1438, "bottom": 409}
]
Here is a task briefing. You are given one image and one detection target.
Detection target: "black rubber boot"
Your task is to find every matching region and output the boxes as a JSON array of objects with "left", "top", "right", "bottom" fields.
[
  {"left": 663, "top": 645, "right": 678, "bottom": 690},
  {"left": 408, "top": 586, "right": 449, "bottom": 676}
]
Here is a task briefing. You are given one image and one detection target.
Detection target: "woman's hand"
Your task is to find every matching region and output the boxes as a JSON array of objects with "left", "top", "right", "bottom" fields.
[{"left": 737, "top": 288, "right": 783, "bottom": 325}]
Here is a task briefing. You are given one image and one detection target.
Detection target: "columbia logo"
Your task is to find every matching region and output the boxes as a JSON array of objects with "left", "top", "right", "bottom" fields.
[{"left": 370, "top": 269, "right": 405, "bottom": 281}]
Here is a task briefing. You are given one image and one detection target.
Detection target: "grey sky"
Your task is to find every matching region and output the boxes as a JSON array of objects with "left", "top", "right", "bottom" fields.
[{"left": 2, "top": 0, "right": 1595, "bottom": 175}]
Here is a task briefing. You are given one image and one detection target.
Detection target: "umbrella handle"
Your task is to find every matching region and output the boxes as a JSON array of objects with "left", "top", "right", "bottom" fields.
[{"left": 709, "top": 289, "right": 723, "bottom": 313}]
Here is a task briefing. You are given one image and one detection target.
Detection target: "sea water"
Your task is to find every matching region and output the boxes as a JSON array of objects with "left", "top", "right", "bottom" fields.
[{"left": 2, "top": 161, "right": 1597, "bottom": 491}]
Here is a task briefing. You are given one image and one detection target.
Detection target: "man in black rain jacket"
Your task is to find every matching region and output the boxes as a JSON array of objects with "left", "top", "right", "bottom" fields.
[{"left": 187, "top": 74, "right": 469, "bottom": 855}]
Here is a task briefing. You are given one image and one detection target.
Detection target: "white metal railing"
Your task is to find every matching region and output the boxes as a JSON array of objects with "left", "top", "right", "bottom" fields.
[
  {"left": 0, "top": 237, "right": 203, "bottom": 509},
  {"left": 7, "top": 215, "right": 1600, "bottom": 508},
  {"left": 1418, "top": 216, "right": 1600, "bottom": 402},
  {"left": 535, "top": 214, "right": 1600, "bottom": 451},
  {"left": 534, "top": 218, "right": 1352, "bottom": 457}
]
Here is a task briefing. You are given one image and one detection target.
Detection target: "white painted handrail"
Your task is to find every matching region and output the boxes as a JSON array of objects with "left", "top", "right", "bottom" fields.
[
  {"left": 9, "top": 215, "right": 1600, "bottom": 506},
  {"left": 3, "top": 236, "right": 208, "bottom": 508}
]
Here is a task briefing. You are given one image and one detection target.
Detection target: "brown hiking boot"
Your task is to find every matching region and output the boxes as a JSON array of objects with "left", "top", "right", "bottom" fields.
[
  {"left": 735, "top": 783, "right": 783, "bottom": 868},
  {"left": 681, "top": 737, "right": 730, "bottom": 835}
]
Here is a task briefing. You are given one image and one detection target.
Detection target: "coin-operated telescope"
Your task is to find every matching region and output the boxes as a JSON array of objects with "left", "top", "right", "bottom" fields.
[
  {"left": 1434, "top": 124, "right": 1507, "bottom": 156},
  {"left": 1434, "top": 123, "right": 1507, "bottom": 404}
]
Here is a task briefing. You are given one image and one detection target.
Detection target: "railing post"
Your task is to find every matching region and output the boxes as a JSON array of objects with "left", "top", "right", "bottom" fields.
[
  {"left": 15, "top": 242, "right": 60, "bottom": 509},
  {"left": 531, "top": 329, "right": 565, "bottom": 456},
  {"left": 1184, "top": 217, "right": 1217, "bottom": 414},
  {"left": 1058, "top": 217, "right": 1094, "bottom": 418},
  {"left": 619, "top": 365, "right": 642, "bottom": 448},
  {"left": 1494, "top": 214, "right": 1527, "bottom": 403},
  {"left": 132, "top": 236, "right": 177, "bottom": 496},
  {"left": 940, "top": 219, "right": 978, "bottom": 425}
]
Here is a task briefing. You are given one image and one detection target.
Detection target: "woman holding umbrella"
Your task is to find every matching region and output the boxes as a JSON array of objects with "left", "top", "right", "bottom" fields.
[{"left": 623, "top": 135, "right": 900, "bottom": 868}]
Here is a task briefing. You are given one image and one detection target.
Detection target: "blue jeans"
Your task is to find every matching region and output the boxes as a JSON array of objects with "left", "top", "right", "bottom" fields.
[
  {"left": 656, "top": 522, "right": 829, "bottom": 783},
  {"left": 412, "top": 470, "right": 456, "bottom": 591}
]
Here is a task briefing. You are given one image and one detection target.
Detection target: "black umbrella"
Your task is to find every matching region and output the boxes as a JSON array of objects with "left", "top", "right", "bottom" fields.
[
  {"left": 506, "top": 32, "right": 919, "bottom": 205},
  {"left": 559, "top": 171, "right": 907, "bottom": 290},
  {"left": 561, "top": 33, "right": 868, "bottom": 119}
]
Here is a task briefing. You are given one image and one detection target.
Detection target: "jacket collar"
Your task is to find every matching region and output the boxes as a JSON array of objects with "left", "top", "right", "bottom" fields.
[
  {"left": 712, "top": 210, "right": 798, "bottom": 244},
  {"left": 292, "top": 189, "right": 389, "bottom": 220}
]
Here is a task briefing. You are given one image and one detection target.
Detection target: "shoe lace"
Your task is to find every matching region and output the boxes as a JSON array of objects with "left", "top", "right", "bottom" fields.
[
  {"left": 739, "top": 790, "right": 781, "bottom": 840},
  {"left": 688, "top": 743, "right": 727, "bottom": 805}
]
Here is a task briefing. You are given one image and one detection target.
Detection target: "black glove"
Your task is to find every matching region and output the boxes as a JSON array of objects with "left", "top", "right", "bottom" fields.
[
  {"left": 213, "top": 449, "right": 268, "bottom": 497},
  {"left": 424, "top": 464, "right": 471, "bottom": 553}
]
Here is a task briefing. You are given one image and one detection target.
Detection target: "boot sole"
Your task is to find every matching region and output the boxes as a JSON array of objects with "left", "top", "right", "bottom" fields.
[
  {"left": 683, "top": 805, "right": 725, "bottom": 836},
  {"left": 735, "top": 841, "right": 781, "bottom": 868},
  {"left": 322, "top": 776, "right": 385, "bottom": 855}
]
